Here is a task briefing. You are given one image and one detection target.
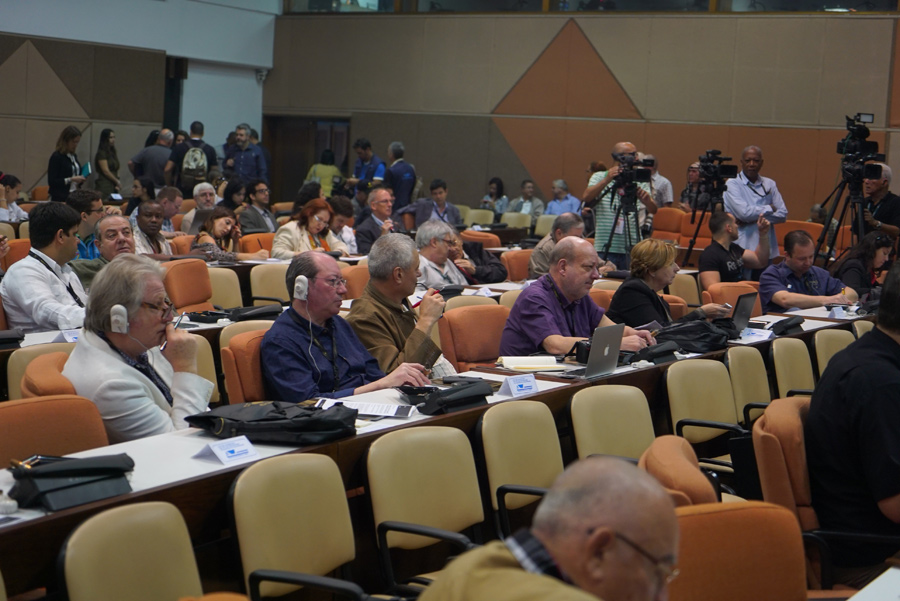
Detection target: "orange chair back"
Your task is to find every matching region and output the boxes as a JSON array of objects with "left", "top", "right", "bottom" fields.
[
  {"left": 589, "top": 289, "right": 615, "bottom": 310},
  {"left": 180, "top": 199, "right": 198, "bottom": 214},
  {"left": 705, "top": 282, "right": 761, "bottom": 317},
  {"left": 170, "top": 236, "right": 194, "bottom": 255},
  {"left": 171, "top": 214, "right": 184, "bottom": 232},
  {"left": 500, "top": 249, "right": 532, "bottom": 282},
  {"left": 1, "top": 239, "right": 31, "bottom": 271},
  {"left": 833, "top": 224, "right": 853, "bottom": 255},
  {"left": 221, "top": 330, "right": 268, "bottom": 404},
  {"left": 341, "top": 265, "right": 370, "bottom": 300},
  {"left": 774, "top": 220, "right": 823, "bottom": 255},
  {"left": 30, "top": 186, "right": 49, "bottom": 200},
  {"left": 438, "top": 304, "right": 510, "bottom": 372},
  {"left": 679, "top": 211, "right": 713, "bottom": 249},
  {"left": 639, "top": 435, "right": 717, "bottom": 507},
  {"left": 0, "top": 395, "right": 108, "bottom": 463},
  {"left": 271, "top": 202, "right": 293, "bottom": 215},
  {"left": 241, "top": 233, "right": 275, "bottom": 254},
  {"left": 162, "top": 259, "right": 215, "bottom": 313},
  {"left": 21, "top": 352, "right": 77, "bottom": 397},
  {"left": 651, "top": 207, "right": 683, "bottom": 242},
  {"left": 460, "top": 230, "right": 501, "bottom": 249}
]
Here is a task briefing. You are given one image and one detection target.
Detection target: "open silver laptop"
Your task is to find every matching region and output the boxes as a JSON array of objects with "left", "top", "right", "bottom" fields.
[
  {"left": 731, "top": 292, "right": 759, "bottom": 331},
  {"left": 567, "top": 323, "right": 626, "bottom": 380}
]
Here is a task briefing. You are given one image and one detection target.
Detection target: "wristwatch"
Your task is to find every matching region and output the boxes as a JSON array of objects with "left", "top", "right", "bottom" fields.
[{"left": 876, "top": 221, "right": 883, "bottom": 230}]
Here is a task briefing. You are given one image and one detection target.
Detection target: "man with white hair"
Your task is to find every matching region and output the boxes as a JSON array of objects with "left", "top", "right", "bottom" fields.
[
  {"left": 416, "top": 219, "right": 468, "bottom": 289},
  {"left": 180, "top": 182, "right": 217, "bottom": 233},
  {"left": 545, "top": 180, "right": 581, "bottom": 215},
  {"left": 859, "top": 163, "right": 900, "bottom": 238},
  {"left": 418, "top": 457, "right": 679, "bottom": 601}
]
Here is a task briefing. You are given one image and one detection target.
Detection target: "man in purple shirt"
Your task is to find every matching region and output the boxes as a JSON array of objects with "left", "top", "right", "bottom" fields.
[{"left": 500, "top": 237, "right": 653, "bottom": 356}]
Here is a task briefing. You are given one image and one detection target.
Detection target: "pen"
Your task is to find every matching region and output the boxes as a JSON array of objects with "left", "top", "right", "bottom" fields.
[
  {"left": 160, "top": 313, "right": 186, "bottom": 351},
  {"left": 258, "top": 239, "right": 264, "bottom": 250}
]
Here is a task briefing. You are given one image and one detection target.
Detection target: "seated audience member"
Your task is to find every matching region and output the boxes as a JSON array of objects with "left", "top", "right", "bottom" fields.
[
  {"left": 607, "top": 238, "right": 728, "bottom": 328},
  {"left": 66, "top": 189, "right": 120, "bottom": 260},
  {"left": 831, "top": 231, "right": 893, "bottom": 300},
  {"left": 0, "top": 173, "right": 30, "bottom": 222},
  {"left": 0, "top": 202, "right": 86, "bottom": 332},
  {"left": 71, "top": 215, "right": 136, "bottom": 290},
  {"left": 219, "top": 178, "right": 246, "bottom": 211},
  {"left": 507, "top": 179, "right": 545, "bottom": 226},
  {"left": 418, "top": 457, "right": 678, "bottom": 601},
  {"left": 130, "top": 186, "right": 185, "bottom": 240},
  {"left": 347, "top": 234, "right": 444, "bottom": 372},
  {"left": 529, "top": 213, "right": 614, "bottom": 280},
  {"left": 805, "top": 261, "right": 900, "bottom": 588},
  {"left": 180, "top": 182, "right": 217, "bottom": 233},
  {"left": 545, "top": 179, "right": 581, "bottom": 216},
  {"left": 133, "top": 200, "right": 173, "bottom": 258},
  {"left": 500, "top": 237, "right": 653, "bottom": 356},
  {"left": 191, "top": 206, "right": 268, "bottom": 262},
  {"left": 124, "top": 175, "right": 155, "bottom": 217},
  {"left": 352, "top": 184, "right": 371, "bottom": 225},
  {"left": 63, "top": 254, "right": 212, "bottom": 443},
  {"left": 261, "top": 252, "right": 431, "bottom": 401},
  {"left": 413, "top": 179, "right": 463, "bottom": 227},
  {"left": 759, "top": 230, "right": 857, "bottom": 313},
  {"left": 356, "top": 187, "right": 399, "bottom": 254},
  {"left": 328, "top": 195, "right": 358, "bottom": 255},
  {"left": 416, "top": 219, "right": 469, "bottom": 289},
  {"left": 698, "top": 210, "right": 770, "bottom": 290},
  {"left": 449, "top": 231, "right": 507, "bottom": 284},
  {"left": 479, "top": 176, "right": 509, "bottom": 218},
  {"left": 808, "top": 203, "right": 839, "bottom": 244},
  {"left": 272, "top": 198, "right": 349, "bottom": 259},
  {"left": 238, "top": 179, "right": 277, "bottom": 235}
]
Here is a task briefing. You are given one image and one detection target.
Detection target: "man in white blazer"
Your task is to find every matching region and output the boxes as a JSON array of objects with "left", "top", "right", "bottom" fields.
[{"left": 63, "top": 254, "right": 212, "bottom": 443}]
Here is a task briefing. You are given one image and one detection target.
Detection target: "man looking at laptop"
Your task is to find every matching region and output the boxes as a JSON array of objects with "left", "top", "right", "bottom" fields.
[{"left": 500, "top": 237, "right": 653, "bottom": 356}]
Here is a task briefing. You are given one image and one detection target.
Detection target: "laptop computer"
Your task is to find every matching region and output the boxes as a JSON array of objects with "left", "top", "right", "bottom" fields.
[
  {"left": 187, "top": 208, "right": 214, "bottom": 235},
  {"left": 730, "top": 292, "right": 759, "bottom": 331},
  {"left": 566, "top": 323, "right": 626, "bottom": 380}
]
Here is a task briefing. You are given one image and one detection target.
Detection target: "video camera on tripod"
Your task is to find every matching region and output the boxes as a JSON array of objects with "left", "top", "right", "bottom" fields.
[
  {"left": 693, "top": 149, "right": 738, "bottom": 210},
  {"left": 610, "top": 152, "right": 653, "bottom": 213}
]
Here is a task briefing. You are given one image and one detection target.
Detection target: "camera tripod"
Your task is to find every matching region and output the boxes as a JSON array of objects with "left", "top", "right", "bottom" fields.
[
  {"left": 598, "top": 181, "right": 643, "bottom": 264},
  {"left": 681, "top": 189, "right": 724, "bottom": 268}
]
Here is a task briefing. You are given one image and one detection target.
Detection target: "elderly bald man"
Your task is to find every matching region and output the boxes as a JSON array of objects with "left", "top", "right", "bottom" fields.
[
  {"left": 418, "top": 457, "right": 679, "bottom": 601},
  {"left": 500, "top": 237, "right": 654, "bottom": 356}
]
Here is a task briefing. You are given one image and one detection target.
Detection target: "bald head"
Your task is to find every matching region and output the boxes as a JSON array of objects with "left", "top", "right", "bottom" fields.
[
  {"left": 550, "top": 236, "right": 593, "bottom": 268},
  {"left": 613, "top": 141, "right": 637, "bottom": 157}
]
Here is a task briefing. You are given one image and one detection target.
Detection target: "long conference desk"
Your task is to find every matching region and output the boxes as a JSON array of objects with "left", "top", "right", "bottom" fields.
[{"left": 0, "top": 304, "right": 862, "bottom": 597}]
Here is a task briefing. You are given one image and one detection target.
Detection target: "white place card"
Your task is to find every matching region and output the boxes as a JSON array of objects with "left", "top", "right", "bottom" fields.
[
  {"left": 497, "top": 374, "right": 539, "bottom": 397},
  {"left": 193, "top": 436, "right": 259, "bottom": 465}
]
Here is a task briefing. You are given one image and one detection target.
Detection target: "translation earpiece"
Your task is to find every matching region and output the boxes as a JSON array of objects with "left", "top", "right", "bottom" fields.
[
  {"left": 110, "top": 304, "right": 129, "bottom": 334},
  {"left": 293, "top": 275, "right": 309, "bottom": 301}
]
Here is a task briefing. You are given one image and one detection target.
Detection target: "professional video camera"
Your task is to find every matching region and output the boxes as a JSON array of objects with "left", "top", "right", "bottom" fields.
[
  {"left": 837, "top": 113, "right": 879, "bottom": 156},
  {"left": 609, "top": 152, "right": 652, "bottom": 212},
  {"left": 697, "top": 149, "right": 738, "bottom": 183},
  {"left": 841, "top": 151, "right": 884, "bottom": 186}
]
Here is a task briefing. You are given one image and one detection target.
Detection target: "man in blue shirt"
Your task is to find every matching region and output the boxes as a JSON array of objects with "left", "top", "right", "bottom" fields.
[
  {"left": 224, "top": 123, "right": 268, "bottom": 184},
  {"left": 544, "top": 179, "right": 581, "bottom": 215},
  {"left": 66, "top": 189, "right": 119, "bottom": 260},
  {"left": 347, "top": 137, "right": 385, "bottom": 195},
  {"left": 384, "top": 141, "right": 417, "bottom": 214},
  {"left": 412, "top": 179, "right": 463, "bottom": 227},
  {"left": 759, "top": 230, "right": 857, "bottom": 313},
  {"left": 261, "top": 252, "right": 430, "bottom": 402}
]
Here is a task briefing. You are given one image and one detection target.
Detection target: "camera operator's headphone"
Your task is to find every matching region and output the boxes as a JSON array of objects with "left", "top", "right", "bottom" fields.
[
  {"left": 110, "top": 304, "right": 129, "bottom": 334},
  {"left": 293, "top": 275, "right": 309, "bottom": 301}
]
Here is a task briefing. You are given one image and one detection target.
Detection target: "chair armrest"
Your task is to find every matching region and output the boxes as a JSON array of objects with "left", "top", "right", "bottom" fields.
[
  {"left": 585, "top": 453, "right": 639, "bottom": 465},
  {"left": 801, "top": 532, "right": 834, "bottom": 590},
  {"left": 786, "top": 389, "right": 813, "bottom": 397},
  {"left": 675, "top": 418, "right": 747, "bottom": 438},
  {"left": 742, "top": 402, "right": 770, "bottom": 427},
  {"left": 376, "top": 520, "right": 476, "bottom": 591},
  {"left": 249, "top": 295, "right": 289, "bottom": 306},
  {"left": 496, "top": 484, "right": 547, "bottom": 538},
  {"left": 249, "top": 569, "right": 368, "bottom": 601}
]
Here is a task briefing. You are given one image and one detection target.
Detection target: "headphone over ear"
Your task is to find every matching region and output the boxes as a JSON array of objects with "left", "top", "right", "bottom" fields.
[
  {"left": 110, "top": 304, "right": 129, "bottom": 334},
  {"left": 293, "top": 275, "right": 309, "bottom": 301}
]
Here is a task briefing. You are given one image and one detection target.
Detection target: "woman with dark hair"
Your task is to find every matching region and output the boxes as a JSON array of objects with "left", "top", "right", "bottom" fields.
[
  {"left": 832, "top": 231, "right": 894, "bottom": 299},
  {"left": 174, "top": 130, "right": 189, "bottom": 146},
  {"left": 0, "top": 174, "right": 29, "bottom": 222},
  {"left": 95, "top": 128, "right": 121, "bottom": 199},
  {"left": 480, "top": 176, "right": 509, "bottom": 218},
  {"left": 304, "top": 149, "right": 343, "bottom": 197},
  {"left": 191, "top": 206, "right": 268, "bottom": 262},
  {"left": 220, "top": 179, "right": 246, "bottom": 211},
  {"left": 144, "top": 129, "right": 160, "bottom": 148},
  {"left": 295, "top": 181, "right": 323, "bottom": 209},
  {"left": 272, "top": 197, "right": 348, "bottom": 259},
  {"left": 124, "top": 176, "right": 156, "bottom": 216},
  {"left": 48, "top": 125, "right": 85, "bottom": 202}
]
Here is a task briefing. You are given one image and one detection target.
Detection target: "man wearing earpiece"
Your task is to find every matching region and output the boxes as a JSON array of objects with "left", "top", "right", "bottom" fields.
[
  {"left": 261, "top": 251, "right": 431, "bottom": 401},
  {"left": 63, "top": 254, "right": 213, "bottom": 443}
]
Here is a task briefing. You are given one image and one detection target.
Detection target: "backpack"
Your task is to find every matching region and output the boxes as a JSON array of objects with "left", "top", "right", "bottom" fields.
[{"left": 181, "top": 144, "right": 208, "bottom": 190}]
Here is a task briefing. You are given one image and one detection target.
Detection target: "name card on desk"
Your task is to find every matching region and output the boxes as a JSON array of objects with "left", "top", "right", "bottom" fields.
[
  {"left": 498, "top": 374, "right": 539, "bottom": 398},
  {"left": 193, "top": 436, "right": 259, "bottom": 466},
  {"left": 828, "top": 306, "right": 848, "bottom": 319}
]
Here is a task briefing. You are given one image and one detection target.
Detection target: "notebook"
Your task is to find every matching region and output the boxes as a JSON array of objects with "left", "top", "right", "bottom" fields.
[{"left": 566, "top": 324, "right": 626, "bottom": 380}]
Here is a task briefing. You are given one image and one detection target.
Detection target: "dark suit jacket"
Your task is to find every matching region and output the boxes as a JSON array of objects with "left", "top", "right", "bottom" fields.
[
  {"left": 462, "top": 241, "right": 507, "bottom": 284},
  {"left": 239, "top": 205, "right": 276, "bottom": 235},
  {"left": 413, "top": 199, "right": 462, "bottom": 227},
  {"left": 606, "top": 277, "right": 704, "bottom": 328},
  {"left": 356, "top": 216, "right": 405, "bottom": 254},
  {"left": 48, "top": 151, "right": 79, "bottom": 203}
]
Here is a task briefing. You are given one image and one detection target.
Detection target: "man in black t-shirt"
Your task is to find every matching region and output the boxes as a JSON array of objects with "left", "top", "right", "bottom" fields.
[
  {"left": 164, "top": 121, "right": 218, "bottom": 198},
  {"left": 805, "top": 261, "right": 900, "bottom": 587},
  {"left": 855, "top": 163, "right": 900, "bottom": 239},
  {"left": 698, "top": 210, "right": 770, "bottom": 290}
]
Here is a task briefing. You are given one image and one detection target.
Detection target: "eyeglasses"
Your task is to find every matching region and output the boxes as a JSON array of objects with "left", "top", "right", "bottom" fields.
[
  {"left": 613, "top": 531, "right": 679, "bottom": 586},
  {"left": 255, "top": 188, "right": 270, "bottom": 194},
  {"left": 441, "top": 237, "right": 458, "bottom": 246},
  {"left": 141, "top": 298, "right": 175, "bottom": 319},
  {"left": 312, "top": 214, "right": 329, "bottom": 224},
  {"left": 314, "top": 276, "right": 347, "bottom": 289},
  {"left": 87, "top": 207, "right": 106, "bottom": 214}
]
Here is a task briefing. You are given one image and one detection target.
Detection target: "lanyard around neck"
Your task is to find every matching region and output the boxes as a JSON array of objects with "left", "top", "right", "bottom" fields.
[
  {"left": 289, "top": 309, "right": 340, "bottom": 392},
  {"left": 28, "top": 251, "right": 84, "bottom": 308}
]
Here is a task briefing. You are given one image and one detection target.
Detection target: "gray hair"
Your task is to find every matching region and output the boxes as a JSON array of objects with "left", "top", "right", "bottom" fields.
[
  {"left": 876, "top": 162, "right": 892, "bottom": 183},
  {"left": 415, "top": 219, "right": 456, "bottom": 250},
  {"left": 93, "top": 214, "right": 131, "bottom": 240},
  {"left": 742, "top": 145, "right": 763, "bottom": 159},
  {"left": 551, "top": 212, "right": 583, "bottom": 240},
  {"left": 84, "top": 254, "right": 164, "bottom": 334},
  {"left": 369, "top": 234, "right": 417, "bottom": 280},
  {"left": 388, "top": 141, "right": 405, "bottom": 159},
  {"left": 552, "top": 179, "right": 568, "bottom": 191},
  {"left": 285, "top": 251, "right": 323, "bottom": 297},
  {"left": 158, "top": 129, "right": 174, "bottom": 144},
  {"left": 236, "top": 123, "right": 251, "bottom": 135},
  {"left": 193, "top": 182, "right": 215, "bottom": 198}
]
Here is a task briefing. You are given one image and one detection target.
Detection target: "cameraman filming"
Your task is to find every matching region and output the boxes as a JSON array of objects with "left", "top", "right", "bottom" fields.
[
  {"left": 858, "top": 163, "right": 900, "bottom": 239},
  {"left": 582, "top": 141, "right": 657, "bottom": 269},
  {"left": 723, "top": 145, "right": 787, "bottom": 275}
]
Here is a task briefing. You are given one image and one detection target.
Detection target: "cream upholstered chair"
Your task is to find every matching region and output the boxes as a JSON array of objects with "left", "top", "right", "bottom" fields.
[
  {"left": 477, "top": 401, "right": 563, "bottom": 537},
  {"left": 17, "top": 221, "right": 29, "bottom": 240},
  {"left": 194, "top": 335, "right": 220, "bottom": 405},
  {"left": 533, "top": 214, "right": 556, "bottom": 238},
  {"left": 456, "top": 204, "right": 470, "bottom": 225},
  {"left": 366, "top": 426, "right": 482, "bottom": 593},
  {"left": 0, "top": 395, "right": 107, "bottom": 464},
  {"left": 668, "top": 272, "right": 701, "bottom": 306},
  {"left": 61, "top": 502, "right": 203, "bottom": 601},
  {"left": 464, "top": 208, "right": 493, "bottom": 227},
  {"left": 498, "top": 289, "right": 522, "bottom": 309},
  {"left": 852, "top": 319, "right": 874, "bottom": 338},
  {"left": 770, "top": 337, "right": 815, "bottom": 398},
  {"left": 592, "top": 278, "right": 622, "bottom": 291},
  {"left": 0, "top": 223, "right": 14, "bottom": 242},
  {"left": 7, "top": 342, "right": 75, "bottom": 400},
  {"left": 444, "top": 295, "right": 496, "bottom": 312},
  {"left": 499, "top": 211, "right": 532, "bottom": 229},
  {"left": 249, "top": 263, "right": 289, "bottom": 306},
  {"left": 208, "top": 267, "right": 243, "bottom": 309},
  {"left": 725, "top": 346, "right": 771, "bottom": 426},
  {"left": 569, "top": 385, "right": 655, "bottom": 460},
  {"left": 813, "top": 329, "right": 855, "bottom": 377}
]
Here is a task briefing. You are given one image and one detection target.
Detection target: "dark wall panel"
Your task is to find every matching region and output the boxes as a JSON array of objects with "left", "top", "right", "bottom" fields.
[
  {"left": 32, "top": 38, "right": 95, "bottom": 115},
  {"left": 92, "top": 46, "right": 165, "bottom": 123}
]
